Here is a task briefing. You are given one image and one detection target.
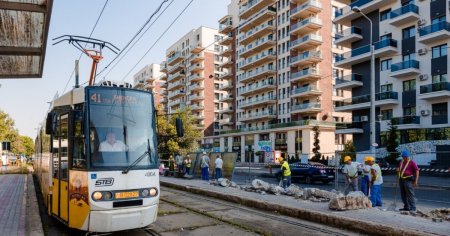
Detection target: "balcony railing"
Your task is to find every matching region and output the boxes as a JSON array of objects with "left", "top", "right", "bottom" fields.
[
  {"left": 373, "top": 38, "right": 397, "bottom": 50},
  {"left": 391, "top": 60, "right": 420, "bottom": 72},
  {"left": 292, "top": 102, "right": 321, "bottom": 111},
  {"left": 291, "top": 68, "right": 320, "bottom": 81},
  {"left": 390, "top": 4, "right": 418, "bottom": 19},
  {"left": 335, "top": 45, "right": 370, "bottom": 62},
  {"left": 239, "top": 96, "right": 277, "bottom": 107},
  {"left": 334, "top": 0, "right": 374, "bottom": 18},
  {"left": 290, "top": 17, "right": 321, "bottom": 33},
  {"left": 376, "top": 91, "right": 398, "bottom": 101},
  {"left": 240, "top": 80, "right": 275, "bottom": 94},
  {"left": 335, "top": 92, "right": 398, "bottom": 107},
  {"left": 291, "top": 85, "right": 319, "bottom": 95},
  {"left": 290, "top": 0, "right": 322, "bottom": 16},
  {"left": 419, "top": 21, "right": 450, "bottom": 37},
  {"left": 335, "top": 26, "right": 362, "bottom": 39},
  {"left": 291, "top": 34, "right": 322, "bottom": 48},
  {"left": 420, "top": 82, "right": 450, "bottom": 94},
  {"left": 336, "top": 122, "right": 363, "bottom": 129},
  {"left": 432, "top": 115, "right": 448, "bottom": 125},
  {"left": 240, "top": 111, "right": 276, "bottom": 120},
  {"left": 335, "top": 74, "right": 363, "bottom": 85},
  {"left": 240, "top": 21, "right": 274, "bottom": 42},
  {"left": 391, "top": 116, "right": 420, "bottom": 125},
  {"left": 290, "top": 51, "right": 321, "bottom": 64},
  {"left": 219, "top": 120, "right": 335, "bottom": 135}
]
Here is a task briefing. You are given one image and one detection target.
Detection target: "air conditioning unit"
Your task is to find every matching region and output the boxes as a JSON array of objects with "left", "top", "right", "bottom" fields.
[
  {"left": 361, "top": 116, "right": 369, "bottom": 122},
  {"left": 417, "top": 19, "right": 427, "bottom": 27},
  {"left": 418, "top": 48, "right": 427, "bottom": 55},
  {"left": 421, "top": 110, "right": 430, "bottom": 116},
  {"left": 419, "top": 74, "right": 428, "bottom": 81}
]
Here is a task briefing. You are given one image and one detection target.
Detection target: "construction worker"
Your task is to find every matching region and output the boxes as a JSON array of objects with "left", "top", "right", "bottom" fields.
[
  {"left": 342, "top": 156, "right": 359, "bottom": 195},
  {"left": 215, "top": 155, "right": 223, "bottom": 179},
  {"left": 361, "top": 157, "right": 371, "bottom": 196},
  {"left": 280, "top": 156, "right": 291, "bottom": 190},
  {"left": 367, "top": 156, "right": 383, "bottom": 207},
  {"left": 168, "top": 155, "right": 175, "bottom": 176},
  {"left": 184, "top": 155, "right": 192, "bottom": 175},
  {"left": 200, "top": 152, "right": 210, "bottom": 181},
  {"left": 397, "top": 150, "right": 419, "bottom": 212}
]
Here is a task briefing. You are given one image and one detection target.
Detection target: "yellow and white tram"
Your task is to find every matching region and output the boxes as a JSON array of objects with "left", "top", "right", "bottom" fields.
[{"left": 34, "top": 85, "right": 160, "bottom": 232}]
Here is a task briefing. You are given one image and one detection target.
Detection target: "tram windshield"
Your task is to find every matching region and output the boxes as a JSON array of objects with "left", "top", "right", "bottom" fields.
[{"left": 87, "top": 88, "right": 157, "bottom": 170}]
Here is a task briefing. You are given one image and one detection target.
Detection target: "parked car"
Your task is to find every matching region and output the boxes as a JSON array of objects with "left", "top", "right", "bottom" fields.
[{"left": 275, "top": 162, "right": 335, "bottom": 184}]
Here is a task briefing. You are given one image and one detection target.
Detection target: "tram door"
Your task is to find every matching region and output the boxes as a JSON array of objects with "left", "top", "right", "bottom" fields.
[{"left": 51, "top": 113, "right": 69, "bottom": 222}]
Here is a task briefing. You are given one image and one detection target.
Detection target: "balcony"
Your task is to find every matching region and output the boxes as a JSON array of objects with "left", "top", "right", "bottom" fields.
[
  {"left": 219, "top": 118, "right": 233, "bottom": 125},
  {"left": 290, "top": 0, "right": 322, "bottom": 20},
  {"left": 334, "top": 0, "right": 396, "bottom": 25},
  {"left": 239, "top": 96, "right": 277, "bottom": 109},
  {"left": 221, "top": 48, "right": 233, "bottom": 57},
  {"left": 194, "top": 115, "right": 205, "bottom": 120},
  {"left": 160, "top": 62, "right": 168, "bottom": 73},
  {"left": 373, "top": 39, "right": 398, "bottom": 58},
  {"left": 291, "top": 102, "right": 321, "bottom": 114},
  {"left": 239, "top": 0, "right": 276, "bottom": 20},
  {"left": 190, "top": 44, "right": 204, "bottom": 54},
  {"left": 167, "top": 71, "right": 186, "bottom": 82},
  {"left": 218, "top": 107, "right": 234, "bottom": 114},
  {"left": 419, "top": 82, "right": 450, "bottom": 100},
  {"left": 189, "top": 83, "right": 204, "bottom": 92},
  {"left": 190, "top": 104, "right": 204, "bottom": 111},
  {"left": 418, "top": 21, "right": 450, "bottom": 44},
  {"left": 290, "top": 68, "right": 321, "bottom": 83},
  {"left": 390, "top": 60, "right": 420, "bottom": 78},
  {"left": 290, "top": 17, "right": 322, "bottom": 35},
  {"left": 219, "top": 35, "right": 233, "bottom": 46},
  {"left": 240, "top": 35, "right": 276, "bottom": 58},
  {"left": 290, "top": 34, "right": 322, "bottom": 51},
  {"left": 239, "top": 51, "right": 276, "bottom": 71},
  {"left": 167, "top": 61, "right": 185, "bottom": 74},
  {"left": 240, "top": 80, "right": 276, "bottom": 96},
  {"left": 239, "top": 111, "right": 276, "bottom": 122},
  {"left": 194, "top": 124, "right": 205, "bottom": 130},
  {"left": 240, "top": 21, "right": 275, "bottom": 45},
  {"left": 168, "top": 99, "right": 183, "bottom": 107},
  {"left": 334, "top": 92, "right": 398, "bottom": 112},
  {"left": 189, "top": 63, "right": 204, "bottom": 73},
  {"left": 220, "top": 71, "right": 233, "bottom": 80},
  {"left": 375, "top": 91, "right": 399, "bottom": 106},
  {"left": 335, "top": 74, "right": 363, "bottom": 90},
  {"left": 189, "top": 74, "right": 205, "bottom": 82},
  {"left": 389, "top": 4, "right": 419, "bottom": 27},
  {"left": 432, "top": 115, "right": 448, "bottom": 125},
  {"left": 335, "top": 122, "right": 364, "bottom": 134},
  {"left": 391, "top": 116, "right": 420, "bottom": 128},
  {"left": 239, "top": 66, "right": 276, "bottom": 83},
  {"left": 240, "top": 7, "right": 276, "bottom": 32},
  {"left": 167, "top": 52, "right": 185, "bottom": 66},
  {"left": 167, "top": 80, "right": 185, "bottom": 91},
  {"left": 290, "top": 51, "right": 322, "bottom": 67},
  {"left": 219, "top": 95, "right": 234, "bottom": 102},
  {"left": 219, "top": 19, "right": 233, "bottom": 35},
  {"left": 220, "top": 59, "right": 234, "bottom": 69},
  {"left": 189, "top": 94, "right": 204, "bottom": 101},
  {"left": 334, "top": 45, "right": 370, "bottom": 69},
  {"left": 220, "top": 83, "right": 234, "bottom": 91},
  {"left": 291, "top": 85, "right": 321, "bottom": 98},
  {"left": 190, "top": 53, "right": 204, "bottom": 63},
  {"left": 168, "top": 90, "right": 185, "bottom": 99},
  {"left": 334, "top": 27, "right": 362, "bottom": 47}
]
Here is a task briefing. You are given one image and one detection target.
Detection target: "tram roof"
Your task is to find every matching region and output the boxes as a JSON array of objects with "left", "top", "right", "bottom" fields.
[{"left": 0, "top": 0, "right": 53, "bottom": 79}]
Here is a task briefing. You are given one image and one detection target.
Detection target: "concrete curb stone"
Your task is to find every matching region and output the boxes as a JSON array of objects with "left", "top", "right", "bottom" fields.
[{"left": 25, "top": 174, "right": 44, "bottom": 236}]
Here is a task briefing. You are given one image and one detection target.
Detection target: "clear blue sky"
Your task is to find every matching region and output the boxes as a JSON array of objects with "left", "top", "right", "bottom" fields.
[{"left": 0, "top": 0, "right": 229, "bottom": 138}]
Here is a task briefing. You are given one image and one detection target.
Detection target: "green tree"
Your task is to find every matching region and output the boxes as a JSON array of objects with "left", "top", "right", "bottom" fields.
[
  {"left": 0, "top": 110, "right": 20, "bottom": 155},
  {"left": 340, "top": 141, "right": 356, "bottom": 164},
  {"left": 21, "top": 136, "right": 35, "bottom": 157},
  {"left": 311, "top": 126, "right": 321, "bottom": 162},
  {"left": 156, "top": 107, "right": 201, "bottom": 158},
  {"left": 385, "top": 120, "right": 399, "bottom": 165}
]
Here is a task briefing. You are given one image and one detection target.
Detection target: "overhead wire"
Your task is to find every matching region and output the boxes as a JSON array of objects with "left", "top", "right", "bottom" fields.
[
  {"left": 101, "top": 0, "right": 175, "bottom": 80},
  {"left": 96, "top": 0, "right": 171, "bottom": 77},
  {"left": 61, "top": 0, "right": 109, "bottom": 94},
  {"left": 120, "top": 0, "right": 195, "bottom": 82}
]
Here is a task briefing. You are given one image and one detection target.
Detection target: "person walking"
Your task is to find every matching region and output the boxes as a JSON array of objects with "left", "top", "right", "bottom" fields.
[
  {"left": 184, "top": 155, "right": 192, "bottom": 175},
  {"left": 397, "top": 150, "right": 419, "bottom": 212},
  {"left": 360, "top": 157, "right": 371, "bottom": 196},
  {"left": 215, "top": 155, "right": 223, "bottom": 179},
  {"left": 175, "top": 154, "right": 183, "bottom": 176},
  {"left": 200, "top": 152, "right": 210, "bottom": 181},
  {"left": 280, "top": 156, "right": 291, "bottom": 190},
  {"left": 367, "top": 156, "right": 383, "bottom": 207},
  {"left": 342, "top": 156, "right": 359, "bottom": 195}
]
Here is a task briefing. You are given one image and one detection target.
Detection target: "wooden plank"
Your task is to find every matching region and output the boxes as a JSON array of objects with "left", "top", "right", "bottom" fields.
[
  {"left": 0, "top": 46, "right": 41, "bottom": 56},
  {"left": 0, "top": 1, "right": 47, "bottom": 13}
]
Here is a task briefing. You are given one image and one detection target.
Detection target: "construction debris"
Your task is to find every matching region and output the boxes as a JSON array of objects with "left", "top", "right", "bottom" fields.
[
  {"left": 329, "top": 191, "right": 372, "bottom": 211},
  {"left": 401, "top": 208, "right": 450, "bottom": 222}
]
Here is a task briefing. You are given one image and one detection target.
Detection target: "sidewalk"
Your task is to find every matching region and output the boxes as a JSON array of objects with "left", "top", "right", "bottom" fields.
[
  {"left": 0, "top": 173, "right": 43, "bottom": 236},
  {"left": 160, "top": 176, "right": 450, "bottom": 236}
]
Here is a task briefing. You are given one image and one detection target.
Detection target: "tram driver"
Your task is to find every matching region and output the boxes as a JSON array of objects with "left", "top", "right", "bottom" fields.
[{"left": 99, "top": 131, "right": 128, "bottom": 152}]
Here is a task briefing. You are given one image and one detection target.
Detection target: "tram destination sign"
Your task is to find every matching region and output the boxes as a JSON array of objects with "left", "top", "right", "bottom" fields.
[{"left": 89, "top": 90, "right": 146, "bottom": 106}]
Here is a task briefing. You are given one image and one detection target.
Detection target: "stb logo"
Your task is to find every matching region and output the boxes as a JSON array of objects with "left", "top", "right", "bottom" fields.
[{"left": 95, "top": 178, "right": 114, "bottom": 187}]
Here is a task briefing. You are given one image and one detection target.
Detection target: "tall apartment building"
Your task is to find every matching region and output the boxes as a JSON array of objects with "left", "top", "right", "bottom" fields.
[
  {"left": 214, "top": 0, "right": 350, "bottom": 162},
  {"left": 165, "top": 26, "right": 228, "bottom": 144},
  {"left": 133, "top": 63, "right": 167, "bottom": 109},
  {"left": 333, "top": 0, "right": 450, "bottom": 151}
]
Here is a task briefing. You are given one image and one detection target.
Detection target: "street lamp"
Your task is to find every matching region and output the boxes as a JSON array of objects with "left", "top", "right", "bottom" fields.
[{"left": 352, "top": 7, "right": 376, "bottom": 155}]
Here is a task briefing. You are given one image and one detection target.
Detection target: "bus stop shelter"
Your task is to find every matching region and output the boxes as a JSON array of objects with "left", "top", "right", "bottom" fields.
[{"left": 0, "top": 0, "right": 53, "bottom": 78}]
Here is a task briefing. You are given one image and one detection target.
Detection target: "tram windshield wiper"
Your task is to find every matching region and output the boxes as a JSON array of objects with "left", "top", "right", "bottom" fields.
[{"left": 122, "top": 139, "right": 151, "bottom": 174}]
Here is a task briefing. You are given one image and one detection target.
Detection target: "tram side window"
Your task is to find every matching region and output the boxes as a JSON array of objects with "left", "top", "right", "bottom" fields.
[
  {"left": 72, "top": 111, "right": 86, "bottom": 169},
  {"left": 59, "top": 114, "right": 69, "bottom": 180},
  {"left": 52, "top": 115, "right": 60, "bottom": 179}
]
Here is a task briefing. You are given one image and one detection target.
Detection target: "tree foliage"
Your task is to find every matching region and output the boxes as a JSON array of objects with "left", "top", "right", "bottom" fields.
[
  {"left": 156, "top": 106, "right": 201, "bottom": 158},
  {"left": 340, "top": 141, "right": 356, "bottom": 164},
  {"left": 0, "top": 110, "right": 34, "bottom": 156},
  {"left": 385, "top": 120, "right": 399, "bottom": 165},
  {"left": 311, "top": 126, "right": 321, "bottom": 162}
]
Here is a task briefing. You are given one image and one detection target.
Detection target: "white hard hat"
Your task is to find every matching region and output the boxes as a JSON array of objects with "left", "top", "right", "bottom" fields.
[{"left": 203, "top": 151, "right": 206, "bottom": 154}]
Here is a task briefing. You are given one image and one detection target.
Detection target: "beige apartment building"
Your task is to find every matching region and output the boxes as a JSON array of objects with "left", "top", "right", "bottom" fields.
[
  {"left": 133, "top": 63, "right": 167, "bottom": 110},
  {"left": 211, "top": 0, "right": 351, "bottom": 162}
]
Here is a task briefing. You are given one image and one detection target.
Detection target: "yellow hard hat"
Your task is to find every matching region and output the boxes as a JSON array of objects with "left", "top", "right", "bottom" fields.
[
  {"left": 344, "top": 156, "right": 352, "bottom": 162},
  {"left": 364, "top": 157, "right": 369, "bottom": 162},
  {"left": 366, "top": 156, "right": 375, "bottom": 162}
]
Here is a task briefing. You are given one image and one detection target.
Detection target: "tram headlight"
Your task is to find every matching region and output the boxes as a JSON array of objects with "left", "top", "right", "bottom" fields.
[
  {"left": 104, "top": 191, "right": 113, "bottom": 200},
  {"left": 141, "top": 189, "right": 150, "bottom": 197},
  {"left": 92, "top": 191, "right": 103, "bottom": 201},
  {"left": 149, "top": 188, "right": 158, "bottom": 196}
]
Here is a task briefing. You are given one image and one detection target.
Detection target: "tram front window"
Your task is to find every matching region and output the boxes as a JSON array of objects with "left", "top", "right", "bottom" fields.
[{"left": 88, "top": 88, "right": 157, "bottom": 169}]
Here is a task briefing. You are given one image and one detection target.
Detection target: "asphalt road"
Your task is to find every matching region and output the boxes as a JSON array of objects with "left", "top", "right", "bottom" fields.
[{"left": 232, "top": 172, "right": 450, "bottom": 210}]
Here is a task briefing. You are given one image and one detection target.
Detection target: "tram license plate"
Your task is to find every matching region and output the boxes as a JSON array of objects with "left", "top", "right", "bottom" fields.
[{"left": 115, "top": 191, "right": 139, "bottom": 199}]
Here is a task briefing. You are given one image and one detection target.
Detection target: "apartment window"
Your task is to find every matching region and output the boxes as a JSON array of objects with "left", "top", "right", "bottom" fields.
[
  {"left": 214, "top": 35, "right": 221, "bottom": 42},
  {"left": 381, "top": 59, "right": 392, "bottom": 71},
  {"left": 381, "top": 84, "right": 393, "bottom": 92},
  {"left": 432, "top": 102, "right": 448, "bottom": 125},
  {"left": 380, "top": 9, "right": 391, "bottom": 21},
  {"left": 403, "top": 53, "right": 416, "bottom": 62},
  {"left": 432, "top": 74, "right": 448, "bottom": 83},
  {"left": 403, "top": 106, "right": 416, "bottom": 116},
  {"left": 403, "top": 79, "right": 416, "bottom": 91},
  {"left": 432, "top": 44, "right": 447, "bottom": 59},
  {"left": 402, "top": 26, "right": 415, "bottom": 39},
  {"left": 214, "top": 45, "right": 220, "bottom": 52},
  {"left": 381, "top": 109, "right": 393, "bottom": 120}
]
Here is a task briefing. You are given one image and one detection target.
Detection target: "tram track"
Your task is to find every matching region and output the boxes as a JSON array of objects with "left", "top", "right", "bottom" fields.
[{"left": 161, "top": 187, "right": 358, "bottom": 236}]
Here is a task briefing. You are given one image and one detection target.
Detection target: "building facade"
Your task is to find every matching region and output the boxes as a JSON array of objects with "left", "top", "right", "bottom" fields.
[
  {"left": 333, "top": 0, "right": 450, "bottom": 151},
  {"left": 212, "top": 0, "right": 351, "bottom": 162},
  {"left": 133, "top": 63, "right": 167, "bottom": 109}
]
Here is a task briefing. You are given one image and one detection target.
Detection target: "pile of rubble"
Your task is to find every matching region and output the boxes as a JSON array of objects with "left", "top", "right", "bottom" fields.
[
  {"left": 400, "top": 208, "right": 450, "bottom": 222},
  {"left": 209, "top": 178, "right": 239, "bottom": 188},
  {"left": 328, "top": 191, "right": 372, "bottom": 211}
]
